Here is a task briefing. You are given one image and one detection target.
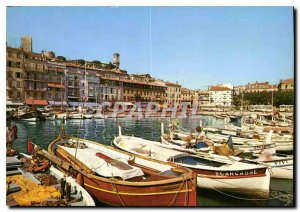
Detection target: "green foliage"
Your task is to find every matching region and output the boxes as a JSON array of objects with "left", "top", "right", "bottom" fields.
[
  {"left": 233, "top": 91, "right": 294, "bottom": 107},
  {"left": 92, "top": 60, "right": 102, "bottom": 65},
  {"left": 106, "top": 62, "right": 116, "bottom": 70},
  {"left": 77, "top": 59, "right": 85, "bottom": 65},
  {"left": 57, "top": 56, "right": 66, "bottom": 61}
]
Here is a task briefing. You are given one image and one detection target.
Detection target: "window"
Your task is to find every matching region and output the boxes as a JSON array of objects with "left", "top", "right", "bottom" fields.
[
  {"left": 41, "top": 93, "right": 45, "bottom": 99},
  {"left": 17, "top": 81, "right": 20, "bottom": 88},
  {"left": 8, "top": 61, "right": 12, "bottom": 67},
  {"left": 34, "top": 92, "right": 37, "bottom": 98},
  {"left": 55, "top": 93, "right": 59, "bottom": 100},
  {"left": 15, "top": 72, "right": 21, "bottom": 78},
  {"left": 48, "top": 93, "right": 51, "bottom": 98},
  {"left": 16, "top": 52, "right": 21, "bottom": 59},
  {"left": 16, "top": 62, "right": 21, "bottom": 68},
  {"left": 17, "top": 91, "right": 20, "bottom": 98}
]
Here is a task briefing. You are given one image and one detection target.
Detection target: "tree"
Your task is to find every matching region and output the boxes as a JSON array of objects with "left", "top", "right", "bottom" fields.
[
  {"left": 232, "top": 91, "right": 294, "bottom": 108},
  {"left": 92, "top": 60, "right": 102, "bottom": 65},
  {"left": 57, "top": 56, "right": 66, "bottom": 61},
  {"left": 77, "top": 59, "right": 85, "bottom": 65}
]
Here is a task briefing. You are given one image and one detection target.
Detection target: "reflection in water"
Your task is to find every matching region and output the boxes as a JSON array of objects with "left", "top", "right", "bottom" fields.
[{"left": 7, "top": 116, "right": 291, "bottom": 206}]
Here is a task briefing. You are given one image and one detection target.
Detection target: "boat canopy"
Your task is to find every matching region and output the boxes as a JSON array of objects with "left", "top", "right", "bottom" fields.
[{"left": 59, "top": 146, "right": 144, "bottom": 180}]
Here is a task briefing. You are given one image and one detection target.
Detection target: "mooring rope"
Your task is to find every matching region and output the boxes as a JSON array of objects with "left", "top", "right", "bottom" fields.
[
  {"left": 209, "top": 186, "right": 292, "bottom": 202},
  {"left": 168, "top": 174, "right": 187, "bottom": 206},
  {"left": 110, "top": 178, "right": 126, "bottom": 206}
]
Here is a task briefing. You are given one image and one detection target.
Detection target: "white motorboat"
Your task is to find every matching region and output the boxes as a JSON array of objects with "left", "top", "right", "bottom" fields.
[
  {"left": 83, "top": 114, "right": 94, "bottom": 119},
  {"left": 68, "top": 113, "right": 83, "bottom": 119},
  {"left": 114, "top": 126, "right": 271, "bottom": 198},
  {"left": 55, "top": 112, "right": 67, "bottom": 120},
  {"left": 21, "top": 117, "right": 38, "bottom": 122}
]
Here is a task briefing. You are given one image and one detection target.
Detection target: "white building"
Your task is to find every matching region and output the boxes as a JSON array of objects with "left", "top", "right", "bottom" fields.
[{"left": 209, "top": 86, "right": 233, "bottom": 106}]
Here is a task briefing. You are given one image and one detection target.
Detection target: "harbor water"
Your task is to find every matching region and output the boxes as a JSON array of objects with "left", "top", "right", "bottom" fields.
[{"left": 7, "top": 116, "right": 293, "bottom": 206}]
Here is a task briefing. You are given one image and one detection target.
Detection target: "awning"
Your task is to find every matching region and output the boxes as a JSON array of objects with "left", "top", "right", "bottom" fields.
[
  {"left": 25, "top": 99, "right": 48, "bottom": 106},
  {"left": 48, "top": 101, "right": 69, "bottom": 106}
]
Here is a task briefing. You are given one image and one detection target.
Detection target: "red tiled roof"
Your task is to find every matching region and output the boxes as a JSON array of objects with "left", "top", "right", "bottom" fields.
[
  {"left": 165, "top": 81, "right": 181, "bottom": 87},
  {"left": 248, "top": 82, "right": 269, "bottom": 86},
  {"left": 25, "top": 99, "right": 48, "bottom": 106},
  {"left": 209, "top": 86, "right": 232, "bottom": 91},
  {"left": 101, "top": 77, "right": 166, "bottom": 87},
  {"left": 281, "top": 78, "right": 294, "bottom": 84}
]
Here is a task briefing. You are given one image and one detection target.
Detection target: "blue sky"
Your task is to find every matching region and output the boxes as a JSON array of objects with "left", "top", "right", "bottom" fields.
[{"left": 6, "top": 6, "right": 294, "bottom": 89}]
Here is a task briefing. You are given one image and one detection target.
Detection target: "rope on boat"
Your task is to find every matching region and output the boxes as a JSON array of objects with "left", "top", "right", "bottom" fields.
[
  {"left": 209, "top": 186, "right": 293, "bottom": 202},
  {"left": 198, "top": 174, "right": 294, "bottom": 202},
  {"left": 168, "top": 174, "right": 188, "bottom": 206},
  {"left": 110, "top": 177, "right": 126, "bottom": 206}
]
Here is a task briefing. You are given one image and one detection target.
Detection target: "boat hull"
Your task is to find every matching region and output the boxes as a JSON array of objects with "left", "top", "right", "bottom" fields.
[
  {"left": 68, "top": 114, "right": 83, "bottom": 119},
  {"left": 21, "top": 117, "right": 38, "bottom": 122},
  {"left": 196, "top": 171, "right": 270, "bottom": 198},
  {"left": 55, "top": 113, "right": 67, "bottom": 119},
  {"left": 82, "top": 175, "right": 196, "bottom": 206}
]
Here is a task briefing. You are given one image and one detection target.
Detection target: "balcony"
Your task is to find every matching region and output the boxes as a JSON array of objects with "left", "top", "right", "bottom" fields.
[
  {"left": 24, "top": 76, "right": 47, "bottom": 82},
  {"left": 48, "top": 83, "right": 65, "bottom": 89},
  {"left": 24, "top": 87, "right": 47, "bottom": 92}
]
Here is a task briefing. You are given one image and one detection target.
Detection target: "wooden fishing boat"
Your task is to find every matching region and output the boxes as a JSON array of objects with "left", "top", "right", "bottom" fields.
[
  {"left": 168, "top": 126, "right": 277, "bottom": 154},
  {"left": 45, "top": 114, "right": 56, "bottom": 121},
  {"left": 47, "top": 135, "right": 197, "bottom": 206},
  {"left": 54, "top": 112, "right": 67, "bottom": 120},
  {"left": 213, "top": 113, "right": 226, "bottom": 119},
  {"left": 114, "top": 127, "right": 271, "bottom": 198},
  {"left": 67, "top": 113, "right": 83, "bottom": 119},
  {"left": 18, "top": 110, "right": 44, "bottom": 121},
  {"left": 238, "top": 153, "right": 293, "bottom": 180},
  {"left": 82, "top": 114, "right": 94, "bottom": 119}
]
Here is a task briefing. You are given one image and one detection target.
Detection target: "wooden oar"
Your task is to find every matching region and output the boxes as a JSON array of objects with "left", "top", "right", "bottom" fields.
[{"left": 96, "top": 152, "right": 133, "bottom": 170}]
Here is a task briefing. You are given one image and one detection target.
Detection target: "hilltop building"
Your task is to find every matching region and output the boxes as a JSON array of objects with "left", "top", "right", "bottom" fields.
[{"left": 278, "top": 78, "right": 294, "bottom": 91}]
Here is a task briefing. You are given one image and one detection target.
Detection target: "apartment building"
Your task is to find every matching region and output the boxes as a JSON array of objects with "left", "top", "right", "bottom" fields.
[
  {"left": 165, "top": 81, "right": 182, "bottom": 107},
  {"left": 209, "top": 86, "right": 233, "bottom": 106},
  {"left": 245, "top": 81, "right": 277, "bottom": 93},
  {"left": 23, "top": 52, "right": 49, "bottom": 106},
  {"left": 6, "top": 47, "right": 25, "bottom": 102},
  {"left": 46, "top": 61, "right": 68, "bottom": 106},
  {"left": 278, "top": 78, "right": 294, "bottom": 91}
]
